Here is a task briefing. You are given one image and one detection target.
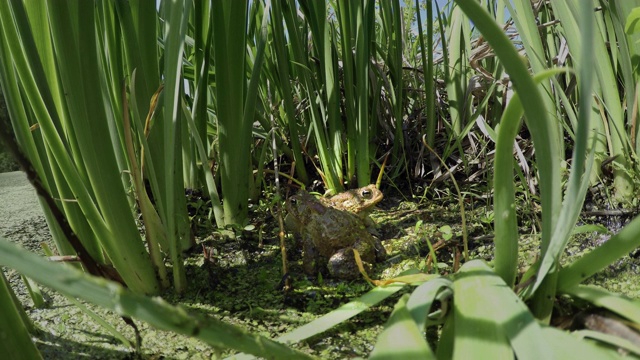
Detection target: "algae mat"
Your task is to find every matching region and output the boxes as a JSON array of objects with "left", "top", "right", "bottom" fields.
[{"left": 0, "top": 171, "right": 43, "bottom": 235}]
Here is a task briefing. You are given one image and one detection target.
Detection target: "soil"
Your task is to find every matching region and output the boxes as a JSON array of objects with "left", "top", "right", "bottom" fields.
[{"left": 1, "top": 171, "right": 639, "bottom": 359}]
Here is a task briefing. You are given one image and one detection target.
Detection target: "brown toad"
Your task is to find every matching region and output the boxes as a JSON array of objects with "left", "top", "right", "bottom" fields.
[
  {"left": 320, "top": 184, "right": 383, "bottom": 214},
  {"left": 320, "top": 184, "right": 383, "bottom": 233},
  {"left": 286, "top": 190, "right": 385, "bottom": 279}
]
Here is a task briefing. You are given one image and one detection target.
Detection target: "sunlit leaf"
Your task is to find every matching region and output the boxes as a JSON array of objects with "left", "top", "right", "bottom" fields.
[
  {"left": 625, "top": 8, "right": 640, "bottom": 34},
  {"left": 370, "top": 294, "right": 434, "bottom": 360}
]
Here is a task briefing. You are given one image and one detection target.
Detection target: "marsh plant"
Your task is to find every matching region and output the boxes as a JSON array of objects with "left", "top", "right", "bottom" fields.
[{"left": 1, "top": 0, "right": 640, "bottom": 358}]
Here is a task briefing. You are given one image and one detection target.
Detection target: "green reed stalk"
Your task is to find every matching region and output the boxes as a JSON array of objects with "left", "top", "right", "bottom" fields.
[
  {"left": 354, "top": 0, "right": 375, "bottom": 186},
  {"left": 0, "top": 0, "right": 161, "bottom": 294},
  {"left": 335, "top": 0, "right": 359, "bottom": 184},
  {"left": 416, "top": 0, "right": 436, "bottom": 147},
  {"left": 269, "top": 0, "right": 310, "bottom": 186},
  {"left": 0, "top": 273, "right": 41, "bottom": 359},
  {"left": 444, "top": 5, "right": 471, "bottom": 136},
  {"left": 189, "top": 0, "right": 213, "bottom": 190},
  {"left": 299, "top": 1, "right": 345, "bottom": 186},
  {"left": 212, "top": 0, "right": 256, "bottom": 225},
  {"left": 379, "top": 0, "right": 406, "bottom": 179},
  {"left": 551, "top": 0, "right": 633, "bottom": 201},
  {"left": 0, "top": 7, "right": 89, "bottom": 261},
  {"left": 282, "top": 1, "right": 342, "bottom": 191},
  {"left": 161, "top": 0, "right": 192, "bottom": 291}
]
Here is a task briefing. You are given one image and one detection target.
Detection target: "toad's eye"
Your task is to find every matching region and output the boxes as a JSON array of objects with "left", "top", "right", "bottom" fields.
[{"left": 361, "top": 189, "right": 372, "bottom": 198}]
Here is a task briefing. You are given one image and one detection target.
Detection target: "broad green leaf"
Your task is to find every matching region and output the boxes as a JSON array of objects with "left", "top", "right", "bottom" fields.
[
  {"left": 557, "top": 215, "right": 640, "bottom": 291},
  {"left": 370, "top": 294, "right": 434, "bottom": 360},
  {"left": 560, "top": 285, "right": 640, "bottom": 324},
  {"left": 277, "top": 283, "right": 406, "bottom": 344},
  {"left": 542, "top": 326, "right": 623, "bottom": 359},
  {"left": 492, "top": 69, "right": 568, "bottom": 287},
  {"left": 436, "top": 313, "right": 455, "bottom": 359},
  {"left": 575, "top": 330, "right": 640, "bottom": 356},
  {"left": 625, "top": 8, "right": 640, "bottom": 34},
  {"left": 406, "top": 277, "right": 453, "bottom": 331},
  {"left": 453, "top": 260, "right": 512, "bottom": 359},
  {"left": 453, "top": 260, "right": 550, "bottom": 360}
]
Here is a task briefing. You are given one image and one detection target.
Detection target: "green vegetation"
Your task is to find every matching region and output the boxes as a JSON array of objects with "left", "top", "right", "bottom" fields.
[{"left": 0, "top": 0, "right": 640, "bottom": 358}]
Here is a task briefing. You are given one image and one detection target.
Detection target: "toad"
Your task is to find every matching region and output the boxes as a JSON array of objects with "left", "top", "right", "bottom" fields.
[
  {"left": 320, "top": 184, "right": 383, "bottom": 232},
  {"left": 320, "top": 184, "right": 383, "bottom": 214},
  {"left": 286, "top": 190, "right": 386, "bottom": 279}
]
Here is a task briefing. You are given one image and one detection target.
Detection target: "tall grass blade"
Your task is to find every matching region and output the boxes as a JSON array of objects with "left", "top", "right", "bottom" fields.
[
  {"left": 379, "top": 0, "right": 406, "bottom": 178},
  {"left": 0, "top": 273, "right": 42, "bottom": 359},
  {"left": 416, "top": 0, "right": 436, "bottom": 147},
  {"left": 2, "top": 0, "right": 161, "bottom": 294},
  {"left": 444, "top": 4, "right": 470, "bottom": 136},
  {"left": 532, "top": 2, "right": 596, "bottom": 298},
  {"left": 355, "top": 0, "right": 375, "bottom": 185},
  {"left": 557, "top": 212, "right": 640, "bottom": 291},
  {"left": 160, "top": 0, "right": 193, "bottom": 292},
  {"left": 212, "top": 0, "right": 254, "bottom": 225},
  {"left": 551, "top": 0, "right": 632, "bottom": 200},
  {"left": 269, "top": 0, "right": 309, "bottom": 185}
]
